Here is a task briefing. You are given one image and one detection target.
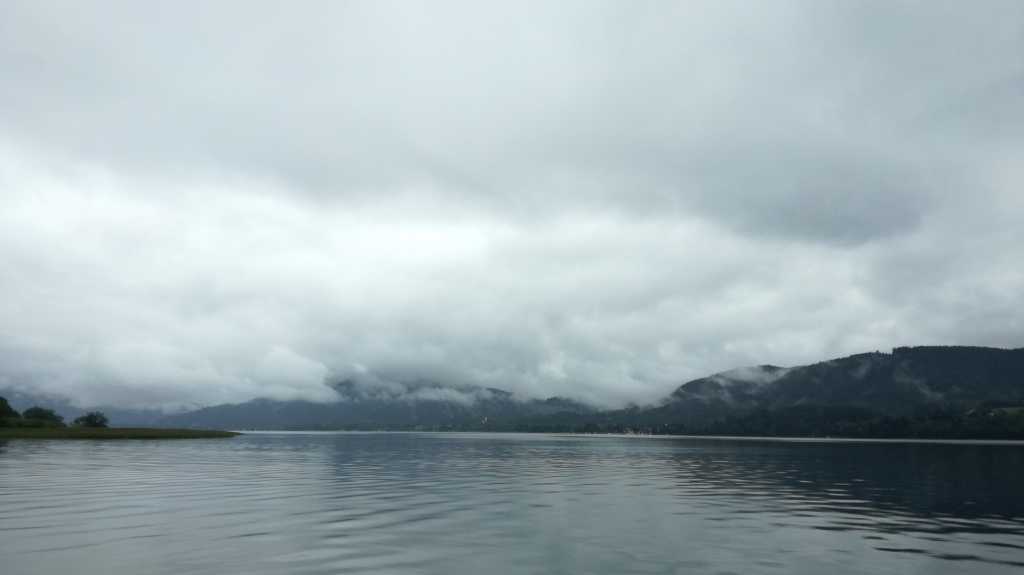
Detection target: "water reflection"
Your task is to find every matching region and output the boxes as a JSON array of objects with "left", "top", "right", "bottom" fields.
[{"left": 1, "top": 433, "right": 1022, "bottom": 574}]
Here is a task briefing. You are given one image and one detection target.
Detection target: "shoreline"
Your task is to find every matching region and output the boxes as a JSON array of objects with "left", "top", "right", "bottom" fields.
[
  {"left": 0, "top": 427, "right": 240, "bottom": 440},
  {"left": 230, "top": 429, "right": 1024, "bottom": 445}
]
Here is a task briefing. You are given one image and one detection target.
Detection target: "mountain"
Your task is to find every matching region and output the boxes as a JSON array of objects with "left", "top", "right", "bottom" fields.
[
  {"left": 4, "top": 346, "right": 1023, "bottom": 437},
  {"left": 158, "top": 380, "right": 596, "bottom": 430},
  {"left": 575, "top": 346, "right": 1024, "bottom": 437},
  {"left": 174, "top": 345, "right": 1018, "bottom": 436},
  {"left": 663, "top": 346, "right": 1024, "bottom": 417}
]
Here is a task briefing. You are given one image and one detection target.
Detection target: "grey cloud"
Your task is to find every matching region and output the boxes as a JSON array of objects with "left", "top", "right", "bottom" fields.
[
  {"left": 0, "top": 1, "right": 1022, "bottom": 409},
  {"left": 680, "top": 143, "right": 935, "bottom": 244}
]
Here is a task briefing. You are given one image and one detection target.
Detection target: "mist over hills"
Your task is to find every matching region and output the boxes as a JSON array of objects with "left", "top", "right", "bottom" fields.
[
  {"left": 157, "top": 380, "right": 595, "bottom": 430},
  {"left": 568, "top": 346, "right": 1021, "bottom": 436},
  {"left": 4, "top": 346, "right": 1023, "bottom": 437},
  {"left": 635, "top": 346, "right": 1024, "bottom": 423}
]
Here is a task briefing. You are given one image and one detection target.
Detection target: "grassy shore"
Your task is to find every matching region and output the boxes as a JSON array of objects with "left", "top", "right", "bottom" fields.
[{"left": 0, "top": 427, "right": 239, "bottom": 440}]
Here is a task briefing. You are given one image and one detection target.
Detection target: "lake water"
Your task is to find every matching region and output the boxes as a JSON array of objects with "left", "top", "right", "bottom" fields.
[{"left": 1, "top": 432, "right": 1022, "bottom": 574}]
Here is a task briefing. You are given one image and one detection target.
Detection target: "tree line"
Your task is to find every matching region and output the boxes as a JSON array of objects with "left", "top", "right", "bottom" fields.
[{"left": 0, "top": 396, "right": 108, "bottom": 428}]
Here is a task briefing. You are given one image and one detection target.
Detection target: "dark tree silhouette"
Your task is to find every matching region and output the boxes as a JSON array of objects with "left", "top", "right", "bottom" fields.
[
  {"left": 0, "top": 396, "right": 19, "bottom": 419},
  {"left": 22, "top": 406, "right": 65, "bottom": 425},
  {"left": 73, "top": 412, "right": 109, "bottom": 428}
]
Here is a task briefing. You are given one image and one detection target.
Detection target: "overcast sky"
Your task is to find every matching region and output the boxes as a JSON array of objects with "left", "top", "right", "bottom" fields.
[{"left": 1, "top": 1, "right": 1022, "bottom": 409}]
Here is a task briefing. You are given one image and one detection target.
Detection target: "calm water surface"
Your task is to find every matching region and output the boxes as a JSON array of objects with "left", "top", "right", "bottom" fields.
[{"left": 1, "top": 432, "right": 1022, "bottom": 574}]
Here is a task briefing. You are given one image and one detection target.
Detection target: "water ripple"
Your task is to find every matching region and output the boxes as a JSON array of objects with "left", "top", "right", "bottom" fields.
[{"left": 1, "top": 433, "right": 1023, "bottom": 574}]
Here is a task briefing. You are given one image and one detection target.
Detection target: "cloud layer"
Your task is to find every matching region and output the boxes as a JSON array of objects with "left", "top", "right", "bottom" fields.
[{"left": 1, "top": 1, "right": 1022, "bottom": 408}]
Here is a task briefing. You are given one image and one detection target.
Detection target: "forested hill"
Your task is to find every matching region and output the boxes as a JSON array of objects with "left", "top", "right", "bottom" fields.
[
  {"left": 4, "top": 346, "right": 1023, "bottom": 438},
  {"left": 564, "top": 346, "right": 1024, "bottom": 438},
  {"left": 130, "top": 345, "right": 1024, "bottom": 437}
]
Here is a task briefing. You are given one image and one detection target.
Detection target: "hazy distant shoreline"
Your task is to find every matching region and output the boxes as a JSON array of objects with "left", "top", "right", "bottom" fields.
[
  {"left": 228, "top": 429, "right": 1024, "bottom": 445},
  {"left": 0, "top": 427, "right": 239, "bottom": 440}
]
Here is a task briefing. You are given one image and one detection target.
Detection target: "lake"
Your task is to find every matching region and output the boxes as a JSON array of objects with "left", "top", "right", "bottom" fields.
[{"left": 1, "top": 432, "right": 1022, "bottom": 574}]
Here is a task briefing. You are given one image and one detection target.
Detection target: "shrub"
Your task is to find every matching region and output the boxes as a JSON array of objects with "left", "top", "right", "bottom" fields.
[{"left": 73, "top": 411, "right": 109, "bottom": 428}]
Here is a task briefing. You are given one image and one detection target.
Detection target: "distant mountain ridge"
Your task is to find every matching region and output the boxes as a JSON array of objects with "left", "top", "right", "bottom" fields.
[
  {"left": 3, "top": 346, "right": 1023, "bottom": 437},
  {"left": 665, "top": 346, "right": 1024, "bottom": 417},
  {"left": 572, "top": 346, "right": 1024, "bottom": 437},
  {"left": 156, "top": 379, "right": 596, "bottom": 430}
]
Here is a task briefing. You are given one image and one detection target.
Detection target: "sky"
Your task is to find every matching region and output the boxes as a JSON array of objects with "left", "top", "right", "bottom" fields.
[{"left": 1, "top": 1, "right": 1022, "bottom": 410}]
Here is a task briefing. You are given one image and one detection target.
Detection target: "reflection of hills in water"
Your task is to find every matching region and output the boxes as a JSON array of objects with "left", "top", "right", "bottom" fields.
[
  {"left": 658, "top": 439, "right": 1024, "bottom": 520},
  {"left": 308, "top": 433, "right": 1024, "bottom": 569},
  {"left": 643, "top": 439, "right": 1024, "bottom": 567}
]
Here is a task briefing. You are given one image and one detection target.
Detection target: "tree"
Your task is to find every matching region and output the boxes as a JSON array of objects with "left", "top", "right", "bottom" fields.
[
  {"left": 73, "top": 411, "right": 109, "bottom": 428},
  {"left": 0, "top": 396, "right": 19, "bottom": 419},
  {"left": 22, "top": 406, "right": 65, "bottom": 426}
]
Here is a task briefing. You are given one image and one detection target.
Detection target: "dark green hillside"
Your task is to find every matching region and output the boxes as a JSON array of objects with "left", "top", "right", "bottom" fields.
[
  {"left": 503, "top": 346, "right": 1024, "bottom": 438},
  {"left": 891, "top": 346, "right": 1024, "bottom": 402},
  {"left": 571, "top": 346, "right": 1024, "bottom": 438}
]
